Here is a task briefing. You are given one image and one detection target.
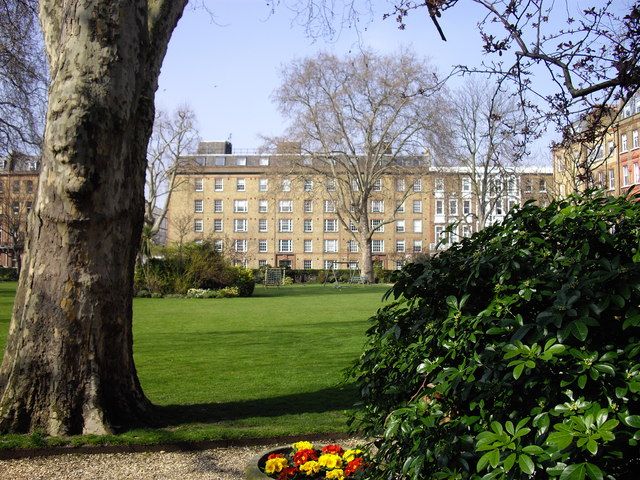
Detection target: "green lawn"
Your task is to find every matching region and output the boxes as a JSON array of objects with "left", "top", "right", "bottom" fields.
[{"left": 0, "top": 282, "right": 389, "bottom": 448}]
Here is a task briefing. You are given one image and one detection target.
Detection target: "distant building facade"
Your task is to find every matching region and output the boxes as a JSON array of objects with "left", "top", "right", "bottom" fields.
[
  {"left": 166, "top": 142, "right": 552, "bottom": 270},
  {"left": 554, "top": 91, "right": 640, "bottom": 197},
  {"left": 0, "top": 153, "right": 40, "bottom": 269}
]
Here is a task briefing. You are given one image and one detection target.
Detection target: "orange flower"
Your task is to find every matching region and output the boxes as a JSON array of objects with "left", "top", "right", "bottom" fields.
[
  {"left": 344, "top": 457, "right": 365, "bottom": 476},
  {"left": 277, "top": 466, "right": 298, "bottom": 480},
  {"left": 293, "top": 448, "right": 318, "bottom": 466},
  {"left": 321, "top": 444, "right": 344, "bottom": 456}
]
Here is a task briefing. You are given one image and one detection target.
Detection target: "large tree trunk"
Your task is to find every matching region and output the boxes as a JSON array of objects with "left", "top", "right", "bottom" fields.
[
  {"left": 360, "top": 234, "right": 374, "bottom": 283},
  {"left": 0, "top": 0, "right": 186, "bottom": 436}
]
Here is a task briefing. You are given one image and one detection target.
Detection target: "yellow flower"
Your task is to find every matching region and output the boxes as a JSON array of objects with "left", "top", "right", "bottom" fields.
[
  {"left": 326, "top": 469, "right": 345, "bottom": 480},
  {"left": 299, "top": 460, "right": 321, "bottom": 476},
  {"left": 318, "top": 454, "right": 343, "bottom": 469},
  {"left": 293, "top": 441, "right": 314, "bottom": 451},
  {"left": 342, "top": 449, "right": 363, "bottom": 463},
  {"left": 264, "top": 457, "right": 288, "bottom": 474}
]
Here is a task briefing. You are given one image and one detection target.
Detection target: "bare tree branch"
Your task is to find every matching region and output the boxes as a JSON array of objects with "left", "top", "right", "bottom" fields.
[{"left": 272, "top": 49, "right": 442, "bottom": 281}]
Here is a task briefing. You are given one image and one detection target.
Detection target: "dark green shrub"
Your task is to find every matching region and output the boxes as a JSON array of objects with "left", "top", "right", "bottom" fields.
[
  {"left": 183, "top": 242, "right": 233, "bottom": 290},
  {"left": 0, "top": 267, "right": 18, "bottom": 281},
  {"left": 230, "top": 266, "right": 255, "bottom": 297},
  {"left": 350, "top": 193, "right": 640, "bottom": 479},
  {"left": 134, "top": 242, "right": 256, "bottom": 297}
]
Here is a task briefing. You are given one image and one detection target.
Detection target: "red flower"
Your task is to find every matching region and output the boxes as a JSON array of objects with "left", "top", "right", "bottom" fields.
[
  {"left": 344, "top": 457, "right": 365, "bottom": 476},
  {"left": 321, "top": 444, "right": 344, "bottom": 456},
  {"left": 277, "top": 466, "right": 298, "bottom": 480},
  {"left": 293, "top": 448, "right": 318, "bottom": 465},
  {"left": 268, "top": 453, "right": 285, "bottom": 460}
]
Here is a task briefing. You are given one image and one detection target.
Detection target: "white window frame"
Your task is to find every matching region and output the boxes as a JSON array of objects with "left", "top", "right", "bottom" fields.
[
  {"left": 412, "top": 200, "right": 422, "bottom": 213},
  {"left": 279, "top": 200, "right": 293, "bottom": 213},
  {"left": 347, "top": 240, "right": 359, "bottom": 253},
  {"left": 304, "top": 179, "right": 314, "bottom": 192},
  {"left": 233, "top": 200, "right": 248, "bottom": 213},
  {"left": 463, "top": 199, "right": 471, "bottom": 216},
  {"left": 449, "top": 198, "right": 458, "bottom": 216},
  {"left": 413, "top": 178, "right": 423, "bottom": 192},
  {"left": 258, "top": 239, "right": 268, "bottom": 253},
  {"left": 235, "top": 239, "right": 247, "bottom": 253},
  {"left": 623, "top": 165, "right": 630, "bottom": 186},
  {"left": 214, "top": 200, "right": 223, "bottom": 213},
  {"left": 371, "top": 219, "right": 384, "bottom": 232},
  {"left": 396, "top": 220, "right": 405, "bottom": 233},
  {"left": 278, "top": 239, "right": 293, "bottom": 253},
  {"left": 324, "top": 218, "right": 338, "bottom": 232},
  {"left": 373, "top": 179, "right": 382, "bottom": 191},
  {"left": 259, "top": 178, "right": 268, "bottom": 192},
  {"left": 194, "top": 219, "right": 203, "bottom": 233},
  {"left": 609, "top": 169, "right": 615, "bottom": 190},
  {"left": 371, "top": 239, "right": 384, "bottom": 253},
  {"left": 303, "top": 219, "right": 313, "bottom": 232},
  {"left": 259, "top": 200, "right": 268, "bottom": 213},
  {"left": 194, "top": 199, "right": 203, "bottom": 213},
  {"left": 278, "top": 219, "right": 293, "bottom": 232},
  {"left": 194, "top": 178, "right": 204, "bottom": 192},
  {"left": 304, "top": 200, "right": 313, "bottom": 213},
  {"left": 323, "top": 200, "right": 335, "bottom": 213},
  {"left": 371, "top": 200, "right": 384, "bottom": 213},
  {"left": 303, "top": 239, "right": 313, "bottom": 253},
  {"left": 396, "top": 178, "right": 405, "bottom": 192},
  {"left": 323, "top": 239, "right": 338, "bottom": 253},
  {"left": 413, "top": 219, "right": 423, "bottom": 233},
  {"left": 258, "top": 219, "right": 268, "bottom": 232},
  {"left": 213, "top": 219, "right": 223, "bottom": 232},
  {"left": 396, "top": 240, "right": 405, "bottom": 253},
  {"left": 214, "top": 178, "right": 224, "bottom": 191},
  {"left": 234, "top": 218, "right": 248, "bottom": 232},
  {"left": 282, "top": 179, "right": 291, "bottom": 192},
  {"left": 236, "top": 178, "right": 245, "bottom": 191}
]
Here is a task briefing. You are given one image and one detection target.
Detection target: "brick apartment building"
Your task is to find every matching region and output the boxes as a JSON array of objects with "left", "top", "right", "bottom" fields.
[
  {"left": 166, "top": 141, "right": 552, "bottom": 270},
  {"left": 554, "top": 91, "right": 640, "bottom": 196},
  {"left": 0, "top": 153, "right": 40, "bottom": 269}
]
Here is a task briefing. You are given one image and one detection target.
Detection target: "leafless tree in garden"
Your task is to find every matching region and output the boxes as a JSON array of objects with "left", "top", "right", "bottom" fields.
[
  {"left": 273, "top": 2, "right": 639, "bottom": 148},
  {"left": 435, "top": 78, "right": 527, "bottom": 230},
  {"left": 143, "top": 106, "right": 199, "bottom": 253},
  {"left": 0, "top": 0, "right": 188, "bottom": 436},
  {"left": 273, "top": 49, "right": 442, "bottom": 282},
  {"left": 0, "top": 0, "right": 48, "bottom": 157}
]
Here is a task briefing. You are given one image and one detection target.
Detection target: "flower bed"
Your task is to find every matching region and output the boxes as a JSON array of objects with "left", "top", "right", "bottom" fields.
[{"left": 246, "top": 442, "right": 367, "bottom": 480}]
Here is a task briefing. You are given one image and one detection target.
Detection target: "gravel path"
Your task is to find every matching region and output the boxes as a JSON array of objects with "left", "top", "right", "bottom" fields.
[
  {"left": 0, "top": 446, "right": 268, "bottom": 480},
  {"left": 0, "top": 439, "right": 364, "bottom": 480}
]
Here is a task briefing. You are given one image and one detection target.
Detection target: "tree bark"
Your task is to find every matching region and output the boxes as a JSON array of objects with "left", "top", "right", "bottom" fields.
[
  {"left": 0, "top": 0, "right": 186, "bottom": 435},
  {"left": 360, "top": 234, "right": 373, "bottom": 283}
]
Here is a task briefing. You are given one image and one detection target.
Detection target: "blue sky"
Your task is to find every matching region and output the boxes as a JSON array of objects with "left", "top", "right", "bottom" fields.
[{"left": 155, "top": 1, "right": 554, "bottom": 158}]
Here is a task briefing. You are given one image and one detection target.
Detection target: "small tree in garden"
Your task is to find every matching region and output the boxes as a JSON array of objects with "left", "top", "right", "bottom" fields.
[{"left": 349, "top": 193, "right": 640, "bottom": 479}]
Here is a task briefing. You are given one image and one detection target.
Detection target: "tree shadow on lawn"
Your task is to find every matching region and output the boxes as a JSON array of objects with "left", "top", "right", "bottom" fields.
[{"left": 153, "top": 384, "right": 357, "bottom": 427}]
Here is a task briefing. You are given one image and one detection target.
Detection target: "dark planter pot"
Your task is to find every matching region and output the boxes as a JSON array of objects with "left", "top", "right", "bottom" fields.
[{"left": 245, "top": 446, "right": 292, "bottom": 480}]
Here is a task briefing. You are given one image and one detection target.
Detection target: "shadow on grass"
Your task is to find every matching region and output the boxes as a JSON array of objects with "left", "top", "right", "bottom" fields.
[{"left": 153, "top": 384, "right": 358, "bottom": 427}]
